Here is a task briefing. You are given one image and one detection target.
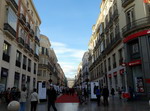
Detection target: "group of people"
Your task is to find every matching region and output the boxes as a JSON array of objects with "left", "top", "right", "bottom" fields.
[{"left": 0, "top": 84, "right": 58, "bottom": 111}]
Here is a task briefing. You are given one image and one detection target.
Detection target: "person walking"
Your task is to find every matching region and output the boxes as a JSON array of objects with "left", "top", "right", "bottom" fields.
[
  {"left": 96, "top": 86, "right": 101, "bottom": 106},
  {"left": 111, "top": 88, "right": 115, "bottom": 99},
  {"left": 19, "top": 87, "right": 27, "bottom": 111},
  {"left": 30, "top": 88, "right": 39, "bottom": 111},
  {"left": 102, "top": 86, "right": 109, "bottom": 106},
  {"left": 47, "top": 85, "right": 57, "bottom": 111}
]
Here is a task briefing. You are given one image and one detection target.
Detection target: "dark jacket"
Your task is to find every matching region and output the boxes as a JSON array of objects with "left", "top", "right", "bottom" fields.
[
  {"left": 102, "top": 88, "right": 109, "bottom": 97},
  {"left": 47, "top": 88, "right": 57, "bottom": 102}
]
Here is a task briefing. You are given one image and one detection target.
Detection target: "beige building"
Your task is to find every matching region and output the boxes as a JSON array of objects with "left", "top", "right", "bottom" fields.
[
  {"left": 38, "top": 34, "right": 65, "bottom": 86},
  {"left": 89, "top": 0, "right": 150, "bottom": 98},
  {"left": 0, "top": 0, "right": 41, "bottom": 92}
]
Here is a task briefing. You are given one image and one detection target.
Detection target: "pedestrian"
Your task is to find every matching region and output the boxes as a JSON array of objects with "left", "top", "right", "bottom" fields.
[
  {"left": 19, "top": 87, "right": 27, "bottom": 111},
  {"left": 118, "top": 87, "right": 122, "bottom": 99},
  {"left": 102, "top": 86, "right": 109, "bottom": 106},
  {"left": 30, "top": 88, "right": 39, "bottom": 111},
  {"left": 5, "top": 88, "right": 11, "bottom": 105},
  {"left": 111, "top": 88, "right": 115, "bottom": 99},
  {"left": 47, "top": 85, "right": 57, "bottom": 111},
  {"left": 96, "top": 86, "right": 101, "bottom": 106}
]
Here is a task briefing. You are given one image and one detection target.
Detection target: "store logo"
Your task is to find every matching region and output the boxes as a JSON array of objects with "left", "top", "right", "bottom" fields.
[{"left": 147, "top": 30, "right": 150, "bottom": 34}]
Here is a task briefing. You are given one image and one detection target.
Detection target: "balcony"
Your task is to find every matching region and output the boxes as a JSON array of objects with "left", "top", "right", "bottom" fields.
[
  {"left": 30, "top": 48, "right": 34, "bottom": 54},
  {"left": 18, "top": 37, "right": 24, "bottom": 47},
  {"left": 24, "top": 43, "right": 30, "bottom": 51},
  {"left": 25, "top": 22, "right": 30, "bottom": 31},
  {"left": 122, "top": 16, "right": 150, "bottom": 37},
  {"left": 34, "top": 53, "right": 39, "bottom": 60},
  {"left": 108, "top": 17, "right": 113, "bottom": 27},
  {"left": 104, "top": 32, "right": 122, "bottom": 54},
  {"left": 22, "top": 64, "right": 26, "bottom": 70},
  {"left": 122, "top": 0, "right": 134, "bottom": 8},
  {"left": 19, "top": 13, "right": 26, "bottom": 25},
  {"left": 35, "top": 36, "right": 40, "bottom": 44},
  {"left": 6, "top": 0, "right": 18, "bottom": 12},
  {"left": 30, "top": 29, "right": 34, "bottom": 37},
  {"left": 16, "top": 60, "right": 21, "bottom": 67},
  {"left": 3, "top": 53, "right": 10, "bottom": 62},
  {"left": 113, "top": 9, "right": 119, "bottom": 20},
  {"left": 4, "top": 23, "right": 16, "bottom": 39}
]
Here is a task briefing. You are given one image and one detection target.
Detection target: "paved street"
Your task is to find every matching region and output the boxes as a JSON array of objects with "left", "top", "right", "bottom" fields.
[{"left": 1, "top": 97, "right": 150, "bottom": 111}]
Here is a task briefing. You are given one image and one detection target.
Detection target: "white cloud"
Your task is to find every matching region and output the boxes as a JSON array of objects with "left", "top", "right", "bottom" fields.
[{"left": 51, "top": 41, "right": 86, "bottom": 78}]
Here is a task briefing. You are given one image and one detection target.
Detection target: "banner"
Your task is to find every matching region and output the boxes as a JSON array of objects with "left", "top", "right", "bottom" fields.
[{"left": 144, "top": 0, "right": 150, "bottom": 4}]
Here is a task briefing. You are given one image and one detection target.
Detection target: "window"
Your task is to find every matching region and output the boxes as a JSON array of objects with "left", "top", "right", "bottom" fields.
[
  {"left": 23, "top": 55, "right": 27, "bottom": 70},
  {"left": 42, "top": 47, "right": 44, "bottom": 54},
  {"left": 16, "top": 51, "right": 21, "bottom": 62},
  {"left": 35, "top": 44, "right": 39, "bottom": 55},
  {"left": 126, "top": 8, "right": 135, "bottom": 24},
  {"left": 132, "top": 43, "right": 139, "bottom": 54},
  {"left": 115, "top": 23, "right": 119, "bottom": 36},
  {"left": 7, "top": 7, "right": 17, "bottom": 31},
  {"left": 34, "top": 63, "right": 36, "bottom": 74},
  {"left": 3, "top": 41, "right": 10, "bottom": 55},
  {"left": 16, "top": 51, "right": 21, "bottom": 67},
  {"left": 118, "top": 48, "right": 123, "bottom": 64},
  {"left": 108, "top": 57, "right": 111, "bottom": 71},
  {"left": 3, "top": 41, "right": 10, "bottom": 62},
  {"left": 113, "top": 54, "right": 116, "bottom": 68},
  {"left": 146, "top": 4, "right": 150, "bottom": 16},
  {"left": 28, "top": 59, "right": 31, "bottom": 72}
]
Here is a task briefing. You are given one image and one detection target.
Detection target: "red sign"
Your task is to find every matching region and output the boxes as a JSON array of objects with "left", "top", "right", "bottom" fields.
[
  {"left": 108, "top": 74, "right": 112, "bottom": 78},
  {"left": 145, "top": 79, "right": 150, "bottom": 83},
  {"left": 123, "top": 30, "right": 150, "bottom": 43},
  {"left": 128, "top": 60, "right": 141, "bottom": 66},
  {"left": 113, "top": 72, "right": 117, "bottom": 76},
  {"left": 144, "top": 0, "right": 150, "bottom": 4},
  {"left": 119, "top": 69, "right": 124, "bottom": 75}
]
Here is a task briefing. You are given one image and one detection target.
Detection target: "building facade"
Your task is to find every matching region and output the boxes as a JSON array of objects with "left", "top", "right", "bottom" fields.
[
  {"left": 88, "top": 0, "right": 150, "bottom": 98},
  {"left": 0, "top": 0, "right": 41, "bottom": 92},
  {"left": 38, "top": 34, "right": 65, "bottom": 85}
]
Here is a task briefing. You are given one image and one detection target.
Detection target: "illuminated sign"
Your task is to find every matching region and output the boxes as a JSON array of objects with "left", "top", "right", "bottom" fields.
[{"left": 144, "top": 0, "right": 150, "bottom": 4}]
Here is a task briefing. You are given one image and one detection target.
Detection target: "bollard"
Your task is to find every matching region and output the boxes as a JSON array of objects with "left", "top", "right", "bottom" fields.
[{"left": 7, "top": 101, "right": 20, "bottom": 111}]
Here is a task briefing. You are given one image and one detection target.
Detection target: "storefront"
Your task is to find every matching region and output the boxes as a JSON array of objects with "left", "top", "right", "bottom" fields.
[
  {"left": 0, "top": 68, "right": 8, "bottom": 92},
  {"left": 124, "top": 29, "right": 150, "bottom": 97}
]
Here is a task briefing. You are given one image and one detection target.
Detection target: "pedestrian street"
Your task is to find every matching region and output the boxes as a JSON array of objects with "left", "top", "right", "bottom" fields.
[{"left": 0, "top": 96, "right": 150, "bottom": 111}]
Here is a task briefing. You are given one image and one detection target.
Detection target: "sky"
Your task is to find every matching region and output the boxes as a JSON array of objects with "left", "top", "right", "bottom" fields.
[{"left": 33, "top": 0, "right": 101, "bottom": 78}]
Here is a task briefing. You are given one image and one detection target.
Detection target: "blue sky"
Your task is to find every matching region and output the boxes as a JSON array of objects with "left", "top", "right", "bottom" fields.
[{"left": 34, "top": 0, "right": 101, "bottom": 78}]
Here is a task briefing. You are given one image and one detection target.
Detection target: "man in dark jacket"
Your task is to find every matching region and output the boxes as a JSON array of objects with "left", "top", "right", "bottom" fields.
[
  {"left": 47, "top": 85, "right": 57, "bottom": 111},
  {"left": 102, "top": 86, "right": 109, "bottom": 106}
]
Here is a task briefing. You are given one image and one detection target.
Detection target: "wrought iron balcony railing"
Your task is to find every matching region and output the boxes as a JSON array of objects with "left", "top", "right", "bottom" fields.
[
  {"left": 6, "top": 0, "right": 18, "bottom": 11},
  {"left": 4, "top": 23, "right": 16, "bottom": 39},
  {"left": 122, "top": 16, "right": 150, "bottom": 37},
  {"left": 18, "top": 37, "right": 24, "bottom": 47},
  {"left": 122, "top": 0, "right": 134, "bottom": 8}
]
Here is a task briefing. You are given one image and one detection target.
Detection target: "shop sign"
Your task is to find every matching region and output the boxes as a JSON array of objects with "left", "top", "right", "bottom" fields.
[
  {"left": 144, "top": 0, "right": 150, "bottom": 4},
  {"left": 113, "top": 72, "right": 117, "bottom": 76},
  {"left": 119, "top": 69, "right": 124, "bottom": 75},
  {"left": 145, "top": 79, "right": 150, "bottom": 83},
  {"left": 128, "top": 60, "right": 141, "bottom": 66}
]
